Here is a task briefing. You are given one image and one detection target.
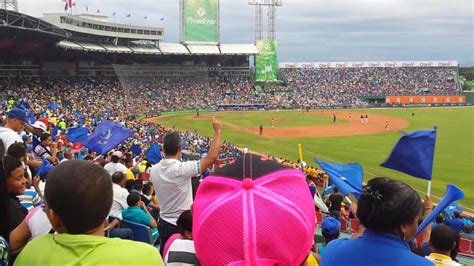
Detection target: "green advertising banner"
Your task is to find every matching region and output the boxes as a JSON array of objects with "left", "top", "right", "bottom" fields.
[
  {"left": 183, "top": 0, "right": 218, "bottom": 43},
  {"left": 256, "top": 40, "right": 279, "bottom": 82}
]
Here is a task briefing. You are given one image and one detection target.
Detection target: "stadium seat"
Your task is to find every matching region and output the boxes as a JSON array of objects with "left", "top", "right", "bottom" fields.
[
  {"left": 316, "top": 211, "right": 323, "bottom": 225},
  {"left": 459, "top": 238, "right": 471, "bottom": 254},
  {"left": 340, "top": 217, "right": 348, "bottom": 232},
  {"left": 121, "top": 219, "right": 154, "bottom": 245},
  {"left": 350, "top": 219, "right": 359, "bottom": 235}
]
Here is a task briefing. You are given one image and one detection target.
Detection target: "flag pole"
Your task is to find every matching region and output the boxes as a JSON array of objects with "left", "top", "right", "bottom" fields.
[
  {"left": 298, "top": 143, "right": 303, "bottom": 162},
  {"left": 427, "top": 180, "right": 431, "bottom": 197}
]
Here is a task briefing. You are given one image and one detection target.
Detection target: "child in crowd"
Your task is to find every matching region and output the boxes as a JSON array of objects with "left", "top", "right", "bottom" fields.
[
  {"left": 122, "top": 193, "right": 159, "bottom": 243},
  {"left": 163, "top": 210, "right": 199, "bottom": 265},
  {"left": 425, "top": 225, "right": 460, "bottom": 266},
  {"left": 315, "top": 216, "right": 341, "bottom": 259}
]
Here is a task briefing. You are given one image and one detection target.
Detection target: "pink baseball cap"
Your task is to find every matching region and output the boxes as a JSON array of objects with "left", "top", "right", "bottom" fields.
[{"left": 193, "top": 154, "right": 316, "bottom": 265}]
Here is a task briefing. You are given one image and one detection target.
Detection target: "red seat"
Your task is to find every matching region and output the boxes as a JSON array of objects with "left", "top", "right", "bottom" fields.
[
  {"left": 340, "top": 217, "right": 347, "bottom": 231},
  {"left": 459, "top": 238, "right": 471, "bottom": 254},
  {"left": 350, "top": 219, "right": 359, "bottom": 235},
  {"left": 316, "top": 212, "right": 323, "bottom": 225}
]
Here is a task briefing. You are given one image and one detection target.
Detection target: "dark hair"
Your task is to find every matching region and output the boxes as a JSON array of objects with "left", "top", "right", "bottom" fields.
[
  {"left": 40, "top": 132, "right": 51, "bottom": 142},
  {"left": 0, "top": 142, "right": 10, "bottom": 240},
  {"left": 45, "top": 160, "right": 113, "bottom": 234},
  {"left": 111, "top": 172, "right": 125, "bottom": 184},
  {"left": 453, "top": 211, "right": 461, "bottom": 218},
  {"left": 127, "top": 193, "right": 141, "bottom": 206},
  {"left": 3, "top": 155, "right": 23, "bottom": 179},
  {"left": 111, "top": 155, "right": 120, "bottom": 163},
  {"left": 322, "top": 231, "right": 340, "bottom": 244},
  {"left": 430, "top": 225, "right": 456, "bottom": 253},
  {"left": 356, "top": 177, "right": 422, "bottom": 234},
  {"left": 125, "top": 179, "right": 134, "bottom": 192},
  {"left": 435, "top": 215, "right": 444, "bottom": 224},
  {"left": 177, "top": 210, "right": 192, "bottom": 234},
  {"left": 7, "top": 142, "right": 27, "bottom": 159},
  {"left": 83, "top": 155, "right": 93, "bottom": 161},
  {"left": 142, "top": 183, "right": 152, "bottom": 195},
  {"left": 333, "top": 187, "right": 339, "bottom": 193},
  {"left": 133, "top": 179, "right": 143, "bottom": 191},
  {"left": 163, "top": 132, "right": 181, "bottom": 156},
  {"left": 124, "top": 157, "right": 133, "bottom": 166}
]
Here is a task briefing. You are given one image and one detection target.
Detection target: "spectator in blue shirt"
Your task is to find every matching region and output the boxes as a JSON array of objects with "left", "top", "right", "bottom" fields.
[
  {"left": 122, "top": 193, "right": 159, "bottom": 242},
  {"left": 444, "top": 211, "right": 464, "bottom": 234},
  {"left": 320, "top": 177, "right": 433, "bottom": 266}
]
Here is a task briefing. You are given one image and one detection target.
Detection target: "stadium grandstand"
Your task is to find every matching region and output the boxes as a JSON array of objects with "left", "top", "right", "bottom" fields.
[{"left": 1, "top": 1, "right": 473, "bottom": 265}]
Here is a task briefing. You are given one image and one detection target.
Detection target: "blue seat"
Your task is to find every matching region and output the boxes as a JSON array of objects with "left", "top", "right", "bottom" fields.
[{"left": 121, "top": 219, "right": 154, "bottom": 245}]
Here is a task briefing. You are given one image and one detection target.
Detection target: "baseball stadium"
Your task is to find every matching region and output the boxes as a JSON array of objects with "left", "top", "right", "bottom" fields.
[{"left": 0, "top": 0, "right": 473, "bottom": 265}]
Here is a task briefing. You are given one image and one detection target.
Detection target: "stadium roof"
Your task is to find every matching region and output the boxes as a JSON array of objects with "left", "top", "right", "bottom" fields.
[
  {"left": 0, "top": 9, "right": 70, "bottom": 54},
  {"left": 42, "top": 13, "right": 163, "bottom": 41},
  {"left": 159, "top": 43, "right": 189, "bottom": 55},
  {"left": 220, "top": 44, "right": 259, "bottom": 55}
]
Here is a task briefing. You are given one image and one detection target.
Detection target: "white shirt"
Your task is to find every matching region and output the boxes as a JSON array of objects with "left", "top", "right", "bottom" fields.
[
  {"left": 0, "top": 127, "right": 22, "bottom": 154},
  {"left": 109, "top": 183, "right": 129, "bottom": 219},
  {"left": 104, "top": 162, "right": 127, "bottom": 176},
  {"left": 151, "top": 159, "right": 199, "bottom": 225}
]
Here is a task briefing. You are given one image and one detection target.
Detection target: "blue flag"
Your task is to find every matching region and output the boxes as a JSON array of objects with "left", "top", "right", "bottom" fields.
[
  {"left": 130, "top": 144, "right": 142, "bottom": 156},
  {"left": 146, "top": 143, "right": 162, "bottom": 165},
  {"left": 51, "top": 125, "right": 60, "bottom": 141},
  {"left": 444, "top": 202, "right": 462, "bottom": 218},
  {"left": 85, "top": 120, "right": 134, "bottom": 155},
  {"left": 314, "top": 158, "right": 363, "bottom": 198},
  {"left": 26, "top": 112, "right": 36, "bottom": 125},
  {"left": 323, "top": 184, "right": 336, "bottom": 196},
  {"left": 67, "top": 127, "right": 90, "bottom": 143},
  {"left": 17, "top": 100, "right": 30, "bottom": 110},
  {"left": 36, "top": 160, "right": 54, "bottom": 177},
  {"left": 381, "top": 128, "right": 436, "bottom": 180},
  {"left": 48, "top": 101, "right": 58, "bottom": 110}
]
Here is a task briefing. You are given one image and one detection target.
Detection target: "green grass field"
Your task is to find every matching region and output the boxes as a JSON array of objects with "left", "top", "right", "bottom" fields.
[{"left": 156, "top": 107, "right": 474, "bottom": 209}]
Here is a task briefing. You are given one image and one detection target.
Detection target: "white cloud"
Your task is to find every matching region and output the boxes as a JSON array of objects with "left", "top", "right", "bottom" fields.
[{"left": 17, "top": 0, "right": 474, "bottom": 65}]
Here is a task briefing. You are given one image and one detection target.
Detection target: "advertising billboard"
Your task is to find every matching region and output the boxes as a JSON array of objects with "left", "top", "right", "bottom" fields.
[
  {"left": 385, "top": 95, "right": 466, "bottom": 104},
  {"left": 182, "top": 0, "right": 219, "bottom": 44},
  {"left": 256, "top": 40, "right": 279, "bottom": 82}
]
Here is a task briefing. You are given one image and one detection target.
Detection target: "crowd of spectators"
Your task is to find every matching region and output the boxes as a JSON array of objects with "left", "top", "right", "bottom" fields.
[
  {"left": 280, "top": 67, "right": 459, "bottom": 107},
  {"left": 0, "top": 69, "right": 470, "bottom": 265}
]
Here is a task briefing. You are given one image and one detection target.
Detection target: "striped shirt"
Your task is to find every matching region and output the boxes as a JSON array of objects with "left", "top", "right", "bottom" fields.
[{"left": 164, "top": 239, "right": 200, "bottom": 266}]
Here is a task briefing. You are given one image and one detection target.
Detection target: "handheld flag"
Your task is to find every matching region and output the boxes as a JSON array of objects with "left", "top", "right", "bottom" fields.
[
  {"left": 26, "top": 112, "right": 36, "bottom": 125},
  {"left": 444, "top": 202, "right": 463, "bottom": 218},
  {"left": 51, "top": 125, "right": 60, "bottom": 141},
  {"left": 314, "top": 158, "right": 363, "bottom": 198},
  {"left": 126, "top": 14, "right": 131, "bottom": 17},
  {"left": 67, "top": 127, "right": 89, "bottom": 143},
  {"left": 144, "top": 16, "right": 147, "bottom": 19},
  {"left": 145, "top": 143, "right": 162, "bottom": 165},
  {"left": 381, "top": 128, "right": 436, "bottom": 181},
  {"left": 36, "top": 160, "right": 54, "bottom": 177},
  {"left": 85, "top": 120, "right": 134, "bottom": 155},
  {"left": 130, "top": 144, "right": 142, "bottom": 156},
  {"left": 160, "top": 16, "right": 164, "bottom": 21},
  {"left": 17, "top": 100, "right": 30, "bottom": 110}
]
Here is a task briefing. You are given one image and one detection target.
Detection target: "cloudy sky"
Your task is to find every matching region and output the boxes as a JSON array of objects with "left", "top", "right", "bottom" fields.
[{"left": 18, "top": 0, "right": 474, "bottom": 65}]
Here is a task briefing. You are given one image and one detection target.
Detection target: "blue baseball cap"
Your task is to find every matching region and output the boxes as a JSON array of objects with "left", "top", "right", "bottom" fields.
[
  {"left": 321, "top": 216, "right": 341, "bottom": 236},
  {"left": 7, "top": 108, "right": 27, "bottom": 121}
]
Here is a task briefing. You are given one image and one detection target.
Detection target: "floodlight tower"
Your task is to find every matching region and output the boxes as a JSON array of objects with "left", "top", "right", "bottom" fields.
[
  {"left": 249, "top": 0, "right": 282, "bottom": 42},
  {"left": 1, "top": 0, "right": 18, "bottom": 11}
]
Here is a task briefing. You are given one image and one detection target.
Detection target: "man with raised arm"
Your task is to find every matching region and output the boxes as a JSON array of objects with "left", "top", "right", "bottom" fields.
[{"left": 151, "top": 117, "right": 222, "bottom": 254}]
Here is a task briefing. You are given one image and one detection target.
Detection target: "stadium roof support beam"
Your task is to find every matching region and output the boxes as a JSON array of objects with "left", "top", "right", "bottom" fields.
[
  {"left": 1, "top": 0, "right": 18, "bottom": 11},
  {"left": 249, "top": 0, "right": 282, "bottom": 42}
]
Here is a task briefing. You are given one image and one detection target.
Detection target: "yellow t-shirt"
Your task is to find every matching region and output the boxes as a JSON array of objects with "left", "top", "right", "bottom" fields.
[
  {"left": 125, "top": 168, "right": 135, "bottom": 180},
  {"left": 306, "top": 252, "right": 319, "bottom": 266},
  {"left": 425, "top": 253, "right": 460, "bottom": 266}
]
